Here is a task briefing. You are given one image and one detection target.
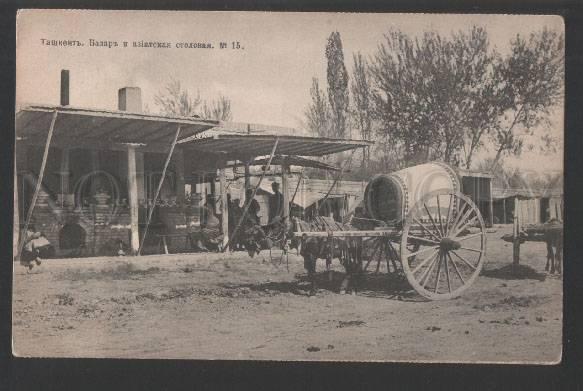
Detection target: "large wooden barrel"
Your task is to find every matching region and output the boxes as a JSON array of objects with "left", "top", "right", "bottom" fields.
[{"left": 364, "top": 162, "right": 460, "bottom": 223}]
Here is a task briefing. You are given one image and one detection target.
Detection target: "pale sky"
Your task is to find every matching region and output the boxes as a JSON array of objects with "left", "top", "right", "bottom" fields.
[{"left": 16, "top": 10, "right": 563, "bottom": 173}]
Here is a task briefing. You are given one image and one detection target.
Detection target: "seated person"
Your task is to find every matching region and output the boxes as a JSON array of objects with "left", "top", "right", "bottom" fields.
[
  {"left": 20, "top": 226, "right": 54, "bottom": 270},
  {"left": 192, "top": 199, "right": 224, "bottom": 252}
]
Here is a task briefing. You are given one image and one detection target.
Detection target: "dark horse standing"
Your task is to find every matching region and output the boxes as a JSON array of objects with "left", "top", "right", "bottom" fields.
[
  {"left": 294, "top": 217, "right": 363, "bottom": 296},
  {"left": 239, "top": 215, "right": 363, "bottom": 296},
  {"left": 239, "top": 216, "right": 292, "bottom": 258},
  {"left": 544, "top": 218, "right": 563, "bottom": 274}
]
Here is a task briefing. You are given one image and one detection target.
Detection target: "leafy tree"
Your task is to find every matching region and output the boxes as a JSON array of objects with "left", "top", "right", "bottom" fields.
[
  {"left": 304, "top": 77, "right": 332, "bottom": 138},
  {"left": 154, "top": 79, "right": 233, "bottom": 121},
  {"left": 154, "top": 78, "right": 201, "bottom": 117},
  {"left": 326, "top": 32, "right": 350, "bottom": 139},
  {"left": 201, "top": 95, "right": 233, "bottom": 121},
  {"left": 369, "top": 27, "right": 496, "bottom": 166},
  {"left": 489, "top": 27, "right": 564, "bottom": 169}
]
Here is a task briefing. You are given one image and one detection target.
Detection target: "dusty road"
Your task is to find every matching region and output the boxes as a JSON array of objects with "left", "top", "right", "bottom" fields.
[{"left": 12, "top": 226, "right": 561, "bottom": 363}]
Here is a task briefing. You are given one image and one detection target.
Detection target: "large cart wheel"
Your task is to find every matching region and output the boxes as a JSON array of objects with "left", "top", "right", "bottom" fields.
[{"left": 400, "top": 189, "right": 486, "bottom": 300}]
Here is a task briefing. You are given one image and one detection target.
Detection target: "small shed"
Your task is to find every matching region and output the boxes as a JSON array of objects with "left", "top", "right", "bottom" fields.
[
  {"left": 492, "top": 188, "right": 563, "bottom": 225},
  {"left": 457, "top": 169, "right": 495, "bottom": 227}
]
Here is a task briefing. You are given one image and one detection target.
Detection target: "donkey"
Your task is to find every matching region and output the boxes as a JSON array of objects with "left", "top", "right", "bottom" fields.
[
  {"left": 544, "top": 218, "right": 563, "bottom": 274},
  {"left": 295, "top": 217, "right": 363, "bottom": 296},
  {"left": 240, "top": 216, "right": 292, "bottom": 258}
]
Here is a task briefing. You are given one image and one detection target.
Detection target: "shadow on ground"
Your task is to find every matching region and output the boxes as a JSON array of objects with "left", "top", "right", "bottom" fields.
[
  {"left": 221, "top": 271, "right": 423, "bottom": 302},
  {"left": 481, "top": 264, "right": 547, "bottom": 281}
]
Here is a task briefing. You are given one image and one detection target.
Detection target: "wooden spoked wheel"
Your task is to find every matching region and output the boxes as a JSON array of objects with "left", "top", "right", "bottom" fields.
[
  {"left": 400, "top": 190, "right": 486, "bottom": 300},
  {"left": 362, "top": 237, "right": 401, "bottom": 274}
]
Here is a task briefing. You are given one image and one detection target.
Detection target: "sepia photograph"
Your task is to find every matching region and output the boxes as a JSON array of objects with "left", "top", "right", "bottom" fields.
[{"left": 13, "top": 10, "right": 564, "bottom": 363}]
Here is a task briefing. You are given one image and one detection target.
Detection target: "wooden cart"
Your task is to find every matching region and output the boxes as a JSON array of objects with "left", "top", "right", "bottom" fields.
[{"left": 294, "top": 163, "right": 487, "bottom": 301}]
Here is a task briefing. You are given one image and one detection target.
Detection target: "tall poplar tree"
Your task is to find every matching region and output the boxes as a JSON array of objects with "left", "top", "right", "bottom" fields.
[{"left": 325, "top": 31, "right": 350, "bottom": 139}]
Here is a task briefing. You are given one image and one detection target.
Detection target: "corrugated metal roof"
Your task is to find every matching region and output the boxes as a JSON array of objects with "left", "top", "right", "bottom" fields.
[
  {"left": 226, "top": 155, "right": 340, "bottom": 171},
  {"left": 492, "top": 187, "right": 563, "bottom": 200},
  {"left": 178, "top": 130, "right": 372, "bottom": 158},
  {"left": 16, "top": 104, "right": 219, "bottom": 151}
]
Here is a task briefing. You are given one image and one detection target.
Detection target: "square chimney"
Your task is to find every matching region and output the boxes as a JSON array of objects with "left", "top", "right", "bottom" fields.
[
  {"left": 60, "top": 70, "right": 69, "bottom": 106},
  {"left": 118, "top": 87, "right": 142, "bottom": 113}
]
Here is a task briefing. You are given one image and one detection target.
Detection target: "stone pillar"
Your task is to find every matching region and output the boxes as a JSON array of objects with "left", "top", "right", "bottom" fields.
[
  {"left": 136, "top": 152, "right": 145, "bottom": 203},
  {"left": 127, "top": 146, "right": 140, "bottom": 254}
]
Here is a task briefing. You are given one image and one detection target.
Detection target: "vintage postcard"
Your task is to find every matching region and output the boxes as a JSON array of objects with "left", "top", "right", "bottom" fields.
[{"left": 13, "top": 10, "right": 563, "bottom": 362}]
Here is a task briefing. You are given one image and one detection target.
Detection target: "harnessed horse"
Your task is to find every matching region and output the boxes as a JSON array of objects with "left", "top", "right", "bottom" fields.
[{"left": 294, "top": 216, "right": 363, "bottom": 295}]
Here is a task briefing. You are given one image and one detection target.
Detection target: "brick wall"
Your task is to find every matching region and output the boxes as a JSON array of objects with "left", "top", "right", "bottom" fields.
[{"left": 30, "top": 202, "right": 131, "bottom": 257}]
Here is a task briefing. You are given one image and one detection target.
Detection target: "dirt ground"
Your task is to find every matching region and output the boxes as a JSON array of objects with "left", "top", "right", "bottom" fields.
[{"left": 12, "top": 225, "right": 562, "bottom": 363}]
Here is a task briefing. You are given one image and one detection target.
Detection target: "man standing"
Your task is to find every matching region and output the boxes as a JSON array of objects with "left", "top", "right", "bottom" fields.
[{"left": 268, "top": 181, "right": 284, "bottom": 223}]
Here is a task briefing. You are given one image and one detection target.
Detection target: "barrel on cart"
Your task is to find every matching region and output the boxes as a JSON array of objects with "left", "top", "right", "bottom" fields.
[{"left": 295, "top": 162, "right": 487, "bottom": 300}]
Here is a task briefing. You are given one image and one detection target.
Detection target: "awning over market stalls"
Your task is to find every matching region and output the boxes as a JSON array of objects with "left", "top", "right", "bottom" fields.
[
  {"left": 226, "top": 155, "right": 341, "bottom": 172},
  {"left": 178, "top": 127, "right": 372, "bottom": 158},
  {"left": 16, "top": 104, "right": 219, "bottom": 152}
]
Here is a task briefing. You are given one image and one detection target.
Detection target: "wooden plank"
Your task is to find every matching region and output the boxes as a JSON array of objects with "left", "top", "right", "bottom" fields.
[
  {"left": 513, "top": 197, "right": 520, "bottom": 266},
  {"left": 282, "top": 160, "right": 290, "bottom": 219},
  {"left": 21, "top": 105, "right": 219, "bottom": 127},
  {"left": 294, "top": 230, "right": 398, "bottom": 238},
  {"left": 219, "top": 166, "right": 229, "bottom": 249}
]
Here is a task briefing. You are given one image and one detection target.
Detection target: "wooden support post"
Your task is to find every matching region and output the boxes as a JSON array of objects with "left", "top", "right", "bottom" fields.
[
  {"left": 127, "top": 145, "right": 140, "bottom": 255},
  {"left": 244, "top": 159, "right": 251, "bottom": 191},
  {"left": 174, "top": 149, "right": 185, "bottom": 204},
  {"left": 513, "top": 197, "right": 520, "bottom": 268},
  {"left": 503, "top": 198, "right": 507, "bottom": 225},
  {"left": 488, "top": 179, "right": 494, "bottom": 227},
  {"left": 17, "top": 110, "right": 58, "bottom": 261},
  {"left": 281, "top": 160, "right": 290, "bottom": 220},
  {"left": 138, "top": 126, "right": 181, "bottom": 256},
  {"left": 219, "top": 165, "right": 229, "bottom": 250}
]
